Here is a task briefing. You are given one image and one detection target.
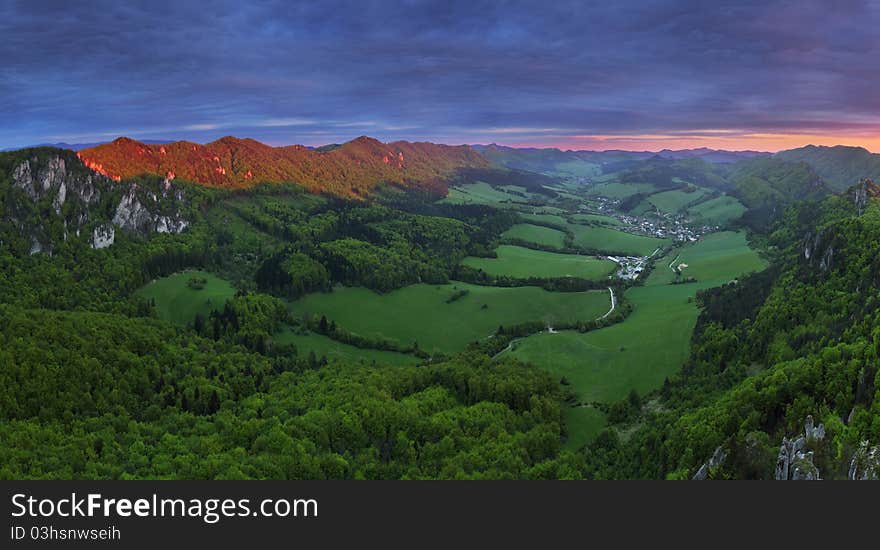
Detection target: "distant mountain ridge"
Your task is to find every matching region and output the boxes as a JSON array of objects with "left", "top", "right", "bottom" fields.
[
  {"left": 1, "top": 139, "right": 174, "bottom": 152},
  {"left": 76, "top": 136, "right": 489, "bottom": 196},
  {"left": 472, "top": 143, "right": 769, "bottom": 172}
]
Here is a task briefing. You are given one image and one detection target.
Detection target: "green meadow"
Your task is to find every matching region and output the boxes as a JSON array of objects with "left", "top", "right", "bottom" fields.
[
  {"left": 505, "top": 230, "right": 766, "bottom": 441},
  {"left": 564, "top": 406, "right": 607, "bottom": 450},
  {"left": 645, "top": 187, "right": 709, "bottom": 213},
  {"left": 136, "top": 270, "right": 236, "bottom": 326},
  {"left": 501, "top": 223, "right": 567, "bottom": 248},
  {"left": 653, "top": 231, "right": 766, "bottom": 285},
  {"left": 442, "top": 181, "right": 535, "bottom": 207},
  {"left": 687, "top": 195, "right": 747, "bottom": 225},
  {"left": 462, "top": 245, "right": 616, "bottom": 280},
  {"left": 569, "top": 224, "right": 669, "bottom": 255},
  {"left": 288, "top": 282, "right": 611, "bottom": 354},
  {"left": 587, "top": 182, "right": 656, "bottom": 199}
]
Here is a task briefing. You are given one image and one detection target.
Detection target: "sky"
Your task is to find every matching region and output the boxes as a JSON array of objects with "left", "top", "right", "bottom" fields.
[{"left": 1, "top": 0, "right": 879, "bottom": 152}]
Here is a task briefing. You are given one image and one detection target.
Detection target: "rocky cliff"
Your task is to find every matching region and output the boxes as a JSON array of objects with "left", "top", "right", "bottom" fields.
[
  {"left": 1, "top": 148, "right": 189, "bottom": 254},
  {"left": 774, "top": 415, "right": 825, "bottom": 480},
  {"left": 849, "top": 177, "right": 880, "bottom": 216}
]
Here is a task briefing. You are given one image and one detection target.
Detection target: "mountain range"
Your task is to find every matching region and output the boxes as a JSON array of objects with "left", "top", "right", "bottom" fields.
[
  {"left": 7, "top": 136, "right": 878, "bottom": 201},
  {"left": 75, "top": 136, "right": 489, "bottom": 196},
  {"left": 472, "top": 143, "right": 769, "bottom": 173}
]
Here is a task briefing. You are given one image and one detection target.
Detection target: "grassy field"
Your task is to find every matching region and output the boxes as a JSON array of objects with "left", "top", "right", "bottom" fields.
[
  {"left": 442, "top": 182, "right": 536, "bottom": 207},
  {"left": 275, "top": 329, "right": 420, "bottom": 365},
  {"left": 587, "top": 182, "right": 656, "bottom": 199},
  {"left": 645, "top": 188, "right": 709, "bottom": 213},
  {"left": 506, "top": 231, "right": 766, "bottom": 406},
  {"left": 506, "top": 282, "right": 703, "bottom": 403},
  {"left": 564, "top": 406, "right": 607, "bottom": 449},
  {"left": 501, "top": 223, "right": 567, "bottom": 248},
  {"left": 288, "top": 283, "right": 611, "bottom": 354},
  {"left": 687, "top": 195, "right": 746, "bottom": 226},
  {"left": 569, "top": 224, "right": 669, "bottom": 255},
  {"left": 462, "top": 245, "right": 616, "bottom": 280},
  {"left": 653, "top": 231, "right": 766, "bottom": 285},
  {"left": 136, "top": 270, "right": 237, "bottom": 326}
]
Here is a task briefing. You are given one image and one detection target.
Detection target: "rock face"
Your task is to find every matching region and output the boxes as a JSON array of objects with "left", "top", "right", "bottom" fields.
[
  {"left": 801, "top": 230, "right": 836, "bottom": 272},
  {"left": 12, "top": 155, "right": 102, "bottom": 212},
  {"left": 4, "top": 150, "right": 189, "bottom": 253},
  {"left": 111, "top": 184, "right": 188, "bottom": 236},
  {"left": 849, "top": 178, "right": 880, "bottom": 216},
  {"left": 774, "top": 415, "right": 824, "bottom": 480},
  {"left": 9, "top": 153, "right": 103, "bottom": 253},
  {"left": 90, "top": 225, "right": 115, "bottom": 249},
  {"left": 692, "top": 446, "right": 727, "bottom": 480},
  {"left": 848, "top": 441, "right": 880, "bottom": 480}
]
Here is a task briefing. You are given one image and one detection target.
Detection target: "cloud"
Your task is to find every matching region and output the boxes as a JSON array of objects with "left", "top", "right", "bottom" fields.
[{"left": 1, "top": 0, "right": 878, "bottom": 150}]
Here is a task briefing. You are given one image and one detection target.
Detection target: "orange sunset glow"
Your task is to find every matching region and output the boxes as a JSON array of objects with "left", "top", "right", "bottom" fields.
[{"left": 507, "top": 131, "right": 880, "bottom": 153}]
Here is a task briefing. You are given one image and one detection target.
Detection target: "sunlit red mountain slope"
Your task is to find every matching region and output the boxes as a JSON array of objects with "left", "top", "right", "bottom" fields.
[{"left": 77, "top": 136, "right": 489, "bottom": 196}]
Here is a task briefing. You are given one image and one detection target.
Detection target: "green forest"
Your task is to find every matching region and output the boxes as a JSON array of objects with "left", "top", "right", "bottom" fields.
[{"left": 1, "top": 146, "right": 878, "bottom": 479}]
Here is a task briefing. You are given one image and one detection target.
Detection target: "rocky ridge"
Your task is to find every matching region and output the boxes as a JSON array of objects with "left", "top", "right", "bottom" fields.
[
  {"left": 4, "top": 149, "right": 189, "bottom": 253},
  {"left": 77, "top": 135, "right": 490, "bottom": 197}
]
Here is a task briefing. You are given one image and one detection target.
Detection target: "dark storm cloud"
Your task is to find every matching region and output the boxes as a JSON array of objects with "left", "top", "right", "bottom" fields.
[{"left": 1, "top": 0, "right": 878, "bottom": 149}]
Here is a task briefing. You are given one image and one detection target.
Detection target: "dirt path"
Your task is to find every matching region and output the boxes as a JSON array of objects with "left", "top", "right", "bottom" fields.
[{"left": 599, "top": 286, "right": 616, "bottom": 319}]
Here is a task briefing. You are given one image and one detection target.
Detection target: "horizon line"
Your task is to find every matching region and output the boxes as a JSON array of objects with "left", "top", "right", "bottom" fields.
[{"left": 5, "top": 134, "right": 878, "bottom": 155}]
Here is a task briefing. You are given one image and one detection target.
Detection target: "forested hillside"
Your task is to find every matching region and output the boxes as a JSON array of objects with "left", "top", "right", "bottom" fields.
[
  {"left": 581, "top": 180, "right": 880, "bottom": 479},
  {"left": 776, "top": 145, "right": 880, "bottom": 192},
  {"left": 0, "top": 148, "right": 585, "bottom": 479}
]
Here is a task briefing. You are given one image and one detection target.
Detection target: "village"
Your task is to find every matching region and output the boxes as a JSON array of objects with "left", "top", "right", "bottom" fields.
[{"left": 582, "top": 196, "right": 718, "bottom": 243}]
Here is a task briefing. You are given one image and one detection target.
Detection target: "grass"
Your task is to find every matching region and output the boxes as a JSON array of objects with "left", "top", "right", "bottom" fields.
[
  {"left": 506, "top": 282, "right": 702, "bottom": 403},
  {"left": 136, "top": 270, "right": 236, "bottom": 326},
  {"left": 288, "top": 282, "right": 611, "bottom": 354},
  {"left": 506, "top": 231, "right": 767, "bottom": 404},
  {"left": 651, "top": 231, "right": 766, "bottom": 286},
  {"left": 462, "top": 245, "right": 616, "bottom": 280},
  {"left": 442, "top": 181, "right": 536, "bottom": 207},
  {"left": 563, "top": 406, "right": 607, "bottom": 450},
  {"left": 501, "top": 223, "right": 567, "bottom": 248},
  {"left": 587, "top": 182, "right": 656, "bottom": 199},
  {"left": 275, "top": 329, "right": 420, "bottom": 365},
  {"left": 645, "top": 188, "right": 709, "bottom": 213},
  {"left": 569, "top": 224, "right": 669, "bottom": 256},
  {"left": 687, "top": 195, "right": 746, "bottom": 226}
]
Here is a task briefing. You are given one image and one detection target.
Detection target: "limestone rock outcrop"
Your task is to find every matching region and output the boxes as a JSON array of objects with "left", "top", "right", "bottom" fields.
[
  {"left": 692, "top": 446, "right": 727, "bottom": 480},
  {"left": 5, "top": 150, "right": 190, "bottom": 253},
  {"left": 848, "top": 441, "right": 879, "bottom": 480},
  {"left": 774, "top": 415, "right": 824, "bottom": 480}
]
